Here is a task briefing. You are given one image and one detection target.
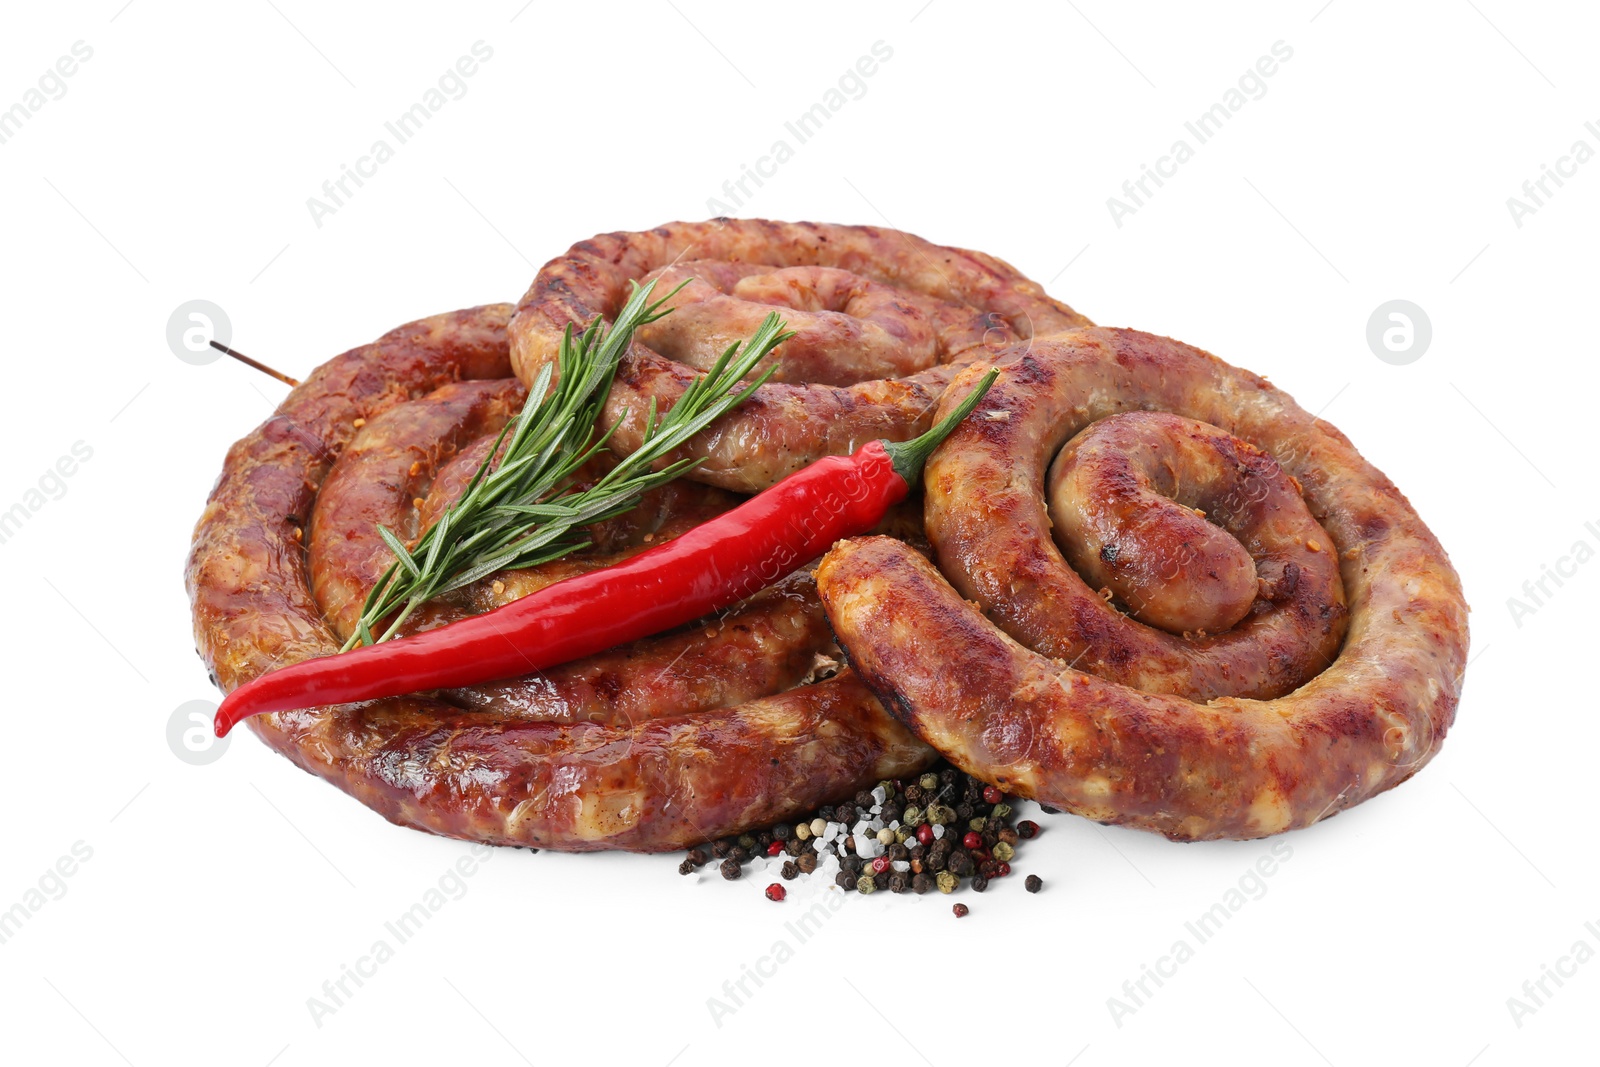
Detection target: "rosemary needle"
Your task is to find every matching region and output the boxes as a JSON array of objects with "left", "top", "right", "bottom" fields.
[{"left": 343, "top": 279, "right": 793, "bottom": 649}]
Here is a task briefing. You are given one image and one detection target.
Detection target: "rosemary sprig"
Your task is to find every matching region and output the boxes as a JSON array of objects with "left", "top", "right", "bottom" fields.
[{"left": 342, "top": 279, "right": 793, "bottom": 649}]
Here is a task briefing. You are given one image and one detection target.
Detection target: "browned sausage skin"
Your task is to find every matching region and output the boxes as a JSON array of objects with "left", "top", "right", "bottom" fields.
[
  {"left": 509, "top": 219, "right": 1092, "bottom": 492},
  {"left": 818, "top": 329, "right": 1468, "bottom": 841},
  {"left": 187, "top": 304, "right": 933, "bottom": 851}
]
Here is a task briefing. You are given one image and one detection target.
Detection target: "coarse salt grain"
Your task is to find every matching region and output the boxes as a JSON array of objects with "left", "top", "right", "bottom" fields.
[
  {"left": 891, "top": 860, "right": 910, "bottom": 873},
  {"left": 931, "top": 824, "right": 945, "bottom": 840},
  {"left": 871, "top": 786, "right": 887, "bottom": 805}
]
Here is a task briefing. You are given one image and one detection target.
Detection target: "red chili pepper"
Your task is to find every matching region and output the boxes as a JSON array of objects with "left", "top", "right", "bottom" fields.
[{"left": 213, "top": 370, "right": 997, "bottom": 736}]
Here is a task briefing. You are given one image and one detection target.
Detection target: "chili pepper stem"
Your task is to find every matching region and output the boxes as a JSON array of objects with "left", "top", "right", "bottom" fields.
[{"left": 880, "top": 369, "right": 1000, "bottom": 487}]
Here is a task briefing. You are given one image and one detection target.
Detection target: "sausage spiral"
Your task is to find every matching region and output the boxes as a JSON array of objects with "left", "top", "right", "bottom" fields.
[
  {"left": 817, "top": 329, "right": 1469, "bottom": 841},
  {"left": 509, "top": 219, "right": 1090, "bottom": 492},
  {"left": 186, "top": 305, "right": 933, "bottom": 851}
]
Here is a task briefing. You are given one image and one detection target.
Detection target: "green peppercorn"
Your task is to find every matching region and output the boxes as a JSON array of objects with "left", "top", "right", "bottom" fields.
[
  {"left": 992, "top": 802, "right": 1013, "bottom": 820},
  {"left": 992, "top": 841, "right": 1016, "bottom": 863},
  {"left": 902, "top": 806, "right": 924, "bottom": 827},
  {"left": 895, "top": 826, "right": 914, "bottom": 845},
  {"left": 936, "top": 871, "right": 958, "bottom": 894},
  {"left": 919, "top": 773, "right": 940, "bottom": 791},
  {"left": 969, "top": 816, "right": 988, "bottom": 833},
  {"left": 738, "top": 834, "right": 757, "bottom": 851},
  {"left": 857, "top": 873, "right": 877, "bottom": 895}
]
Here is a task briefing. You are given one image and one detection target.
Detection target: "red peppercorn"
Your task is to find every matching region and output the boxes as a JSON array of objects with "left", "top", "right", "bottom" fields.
[
  {"left": 953, "top": 903, "right": 970, "bottom": 918},
  {"left": 962, "top": 831, "right": 982, "bottom": 850},
  {"left": 765, "top": 883, "right": 786, "bottom": 902},
  {"left": 983, "top": 785, "right": 1002, "bottom": 804},
  {"left": 916, "top": 824, "right": 935, "bottom": 845},
  {"left": 766, "top": 840, "right": 784, "bottom": 857},
  {"left": 1017, "top": 820, "right": 1040, "bottom": 839},
  {"left": 871, "top": 855, "right": 891, "bottom": 874},
  {"left": 996, "top": 862, "right": 1012, "bottom": 878}
]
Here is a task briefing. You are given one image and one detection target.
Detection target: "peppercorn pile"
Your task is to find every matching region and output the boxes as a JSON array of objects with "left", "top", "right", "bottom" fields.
[{"left": 678, "top": 761, "right": 1045, "bottom": 911}]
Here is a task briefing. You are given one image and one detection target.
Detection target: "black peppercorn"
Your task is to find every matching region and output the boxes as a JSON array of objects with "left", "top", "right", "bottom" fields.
[
  {"left": 796, "top": 853, "right": 817, "bottom": 874},
  {"left": 785, "top": 838, "right": 805, "bottom": 857},
  {"left": 855, "top": 790, "right": 875, "bottom": 808},
  {"left": 712, "top": 838, "right": 734, "bottom": 858},
  {"left": 772, "top": 823, "right": 792, "bottom": 841},
  {"left": 781, "top": 861, "right": 799, "bottom": 880},
  {"left": 678, "top": 859, "right": 697, "bottom": 876},
  {"left": 888, "top": 872, "right": 910, "bottom": 893},
  {"left": 686, "top": 848, "right": 708, "bottom": 867},
  {"left": 912, "top": 872, "right": 933, "bottom": 894},
  {"left": 873, "top": 870, "right": 890, "bottom": 890},
  {"left": 1026, "top": 874, "right": 1043, "bottom": 893},
  {"left": 940, "top": 768, "right": 958, "bottom": 785},
  {"left": 737, "top": 834, "right": 757, "bottom": 851},
  {"left": 835, "top": 870, "right": 857, "bottom": 890},
  {"left": 970, "top": 875, "right": 989, "bottom": 892},
  {"left": 720, "top": 858, "right": 742, "bottom": 880},
  {"left": 947, "top": 850, "right": 973, "bottom": 877},
  {"left": 1039, "top": 804, "right": 1061, "bottom": 815},
  {"left": 728, "top": 846, "right": 749, "bottom": 864}
]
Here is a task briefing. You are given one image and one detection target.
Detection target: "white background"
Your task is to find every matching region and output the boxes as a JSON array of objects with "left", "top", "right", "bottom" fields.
[{"left": 1, "top": 2, "right": 1594, "bottom": 1064}]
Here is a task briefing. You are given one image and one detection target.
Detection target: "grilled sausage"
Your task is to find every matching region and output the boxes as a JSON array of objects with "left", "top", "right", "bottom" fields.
[
  {"left": 509, "top": 219, "right": 1091, "bottom": 492},
  {"left": 187, "top": 304, "right": 932, "bottom": 851},
  {"left": 817, "top": 329, "right": 1469, "bottom": 841}
]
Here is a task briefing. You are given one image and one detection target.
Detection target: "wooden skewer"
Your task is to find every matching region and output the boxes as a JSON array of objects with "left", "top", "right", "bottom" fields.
[{"left": 209, "top": 340, "right": 301, "bottom": 387}]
